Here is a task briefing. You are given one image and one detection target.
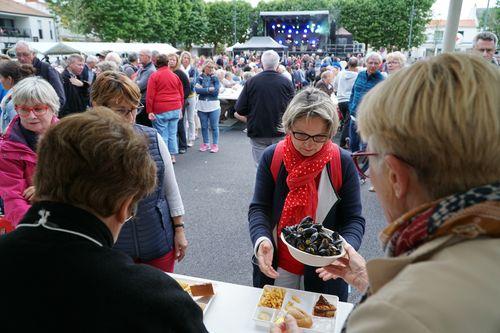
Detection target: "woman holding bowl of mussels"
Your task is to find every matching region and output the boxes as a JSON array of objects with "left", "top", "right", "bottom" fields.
[{"left": 249, "top": 88, "right": 365, "bottom": 301}]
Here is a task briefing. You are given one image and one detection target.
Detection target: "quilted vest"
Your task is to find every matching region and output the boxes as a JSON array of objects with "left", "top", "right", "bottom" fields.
[{"left": 113, "top": 124, "right": 173, "bottom": 261}]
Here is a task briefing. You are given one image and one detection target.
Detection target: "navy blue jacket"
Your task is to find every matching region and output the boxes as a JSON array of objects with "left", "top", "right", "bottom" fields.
[
  {"left": 114, "top": 125, "right": 173, "bottom": 261},
  {"left": 249, "top": 144, "right": 365, "bottom": 301},
  {"left": 195, "top": 73, "right": 219, "bottom": 101},
  {"left": 32, "top": 57, "right": 65, "bottom": 107}
]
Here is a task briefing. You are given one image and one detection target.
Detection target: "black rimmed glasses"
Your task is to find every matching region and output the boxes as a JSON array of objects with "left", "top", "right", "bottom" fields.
[
  {"left": 292, "top": 131, "right": 330, "bottom": 143},
  {"left": 111, "top": 103, "right": 144, "bottom": 116}
]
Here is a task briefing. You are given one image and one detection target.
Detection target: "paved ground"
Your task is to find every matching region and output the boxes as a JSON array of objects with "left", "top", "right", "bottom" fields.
[{"left": 173, "top": 124, "right": 386, "bottom": 302}]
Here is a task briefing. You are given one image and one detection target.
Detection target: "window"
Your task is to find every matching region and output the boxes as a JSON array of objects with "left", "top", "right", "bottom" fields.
[
  {"left": 38, "top": 20, "right": 43, "bottom": 39},
  {"left": 434, "top": 30, "right": 444, "bottom": 42},
  {"left": 49, "top": 21, "right": 53, "bottom": 39},
  {"left": 337, "top": 37, "right": 348, "bottom": 45}
]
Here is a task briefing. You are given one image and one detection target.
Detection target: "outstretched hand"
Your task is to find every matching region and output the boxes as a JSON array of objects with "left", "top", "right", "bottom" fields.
[
  {"left": 316, "top": 242, "right": 369, "bottom": 293},
  {"left": 256, "top": 240, "right": 279, "bottom": 279}
]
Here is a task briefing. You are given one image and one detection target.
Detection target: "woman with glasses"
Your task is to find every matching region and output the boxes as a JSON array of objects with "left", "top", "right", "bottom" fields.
[
  {"left": 91, "top": 71, "right": 187, "bottom": 273},
  {"left": 0, "top": 77, "right": 59, "bottom": 226},
  {"left": 386, "top": 51, "right": 407, "bottom": 75},
  {"left": 249, "top": 88, "right": 365, "bottom": 301},
  {"left": 274, "top": 54, "right": 500, "bottom": 333},
  {"left": 195, "top": 60, "right": 221, "bottom": 153}
]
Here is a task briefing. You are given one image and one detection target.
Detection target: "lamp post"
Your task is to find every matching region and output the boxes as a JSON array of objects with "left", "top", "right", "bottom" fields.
[
  {"left": 407, "top": 0, "right": 415, "bottom": 51},
  {"left": 233, "top": 0, "right": 237, "bottom": 45}
]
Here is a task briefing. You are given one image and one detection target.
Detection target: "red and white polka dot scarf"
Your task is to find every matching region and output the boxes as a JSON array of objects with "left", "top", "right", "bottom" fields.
[{"left": 277, "top": 134, "right": 334, "bottom": 274}]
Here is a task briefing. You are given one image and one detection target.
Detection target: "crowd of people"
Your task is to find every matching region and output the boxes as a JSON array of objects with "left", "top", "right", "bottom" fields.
[{"left": 0, "top": 30, "right": 498, "bottom": 332}]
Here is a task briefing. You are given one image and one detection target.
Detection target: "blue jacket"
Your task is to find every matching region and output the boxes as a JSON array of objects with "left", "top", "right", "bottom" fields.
[
  {"left": 113, "top": 125, "right": 173, "bottom": 261},
  {"left": 248, "top": 144, "right": 365, "bottom": 301},
  {"left": 194, "top": 74, "right": 219, "bottom": 101},
  {"left": 348, "top": 70, "right": 385, "bottom": 116},
  {"left": 186, "top": 67, "right": 198, "bottom": 94}
]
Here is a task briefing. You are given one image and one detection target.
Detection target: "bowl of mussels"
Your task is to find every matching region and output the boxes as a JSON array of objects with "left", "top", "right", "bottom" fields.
[{"left": 280, "top": 216, "right": 346, "bottom": 267}]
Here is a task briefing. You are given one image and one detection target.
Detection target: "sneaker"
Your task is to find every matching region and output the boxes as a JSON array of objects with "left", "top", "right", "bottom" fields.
[
  {"left": 199, "top": 143, "right": 209, "bottom": 152},
  {"left": 171, "top": 156, "right": 176, "bottom": 164},
  {"left": 368, "top": 186, "right": 376, "bottom": 192},
  {"left": 187, "top": 140, "right": 194, "bottom": 147},
  {"left": 179, "top": 148, "right": 186, "bottom": 154},
  {"left": 210, "top": 144, "right": 219, "bottom": 153}
]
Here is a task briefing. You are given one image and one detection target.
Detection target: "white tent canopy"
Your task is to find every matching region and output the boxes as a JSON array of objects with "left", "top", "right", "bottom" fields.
[
  {"left": 232, "top": 37, "right": 287, "bottom": 51},
  {"left": 9, "top": 41, "right": 178, "bottom": 56}
]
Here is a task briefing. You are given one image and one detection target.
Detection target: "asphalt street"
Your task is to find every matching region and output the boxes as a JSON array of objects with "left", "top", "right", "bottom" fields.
[{"left": 173, "top": 124, "right": 386, "bottom": 302}]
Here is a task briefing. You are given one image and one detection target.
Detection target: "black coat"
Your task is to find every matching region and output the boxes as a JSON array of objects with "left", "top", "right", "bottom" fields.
[
  {"left": 32, "top": 57, "right": 66, "bottom": 107},
  {"left": 0, "top": 201, "right": 208, "bottom": 333},
  {"left": 60, "top": 69, "right": 89, "bottom": 117},
  {"left": 235, "top": 70, "right": 295, "bottom": 138}
]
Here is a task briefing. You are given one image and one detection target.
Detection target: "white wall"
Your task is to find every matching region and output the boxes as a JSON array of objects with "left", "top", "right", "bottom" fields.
[{"left": 28, "top": 16, "right": 56, "bottom": 42}]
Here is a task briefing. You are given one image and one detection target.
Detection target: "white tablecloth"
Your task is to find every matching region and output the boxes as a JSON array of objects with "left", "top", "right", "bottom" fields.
[
  {"left": 169, "top": 273, "right": 353, "bottom": 333},
  {"left": 218, "top": 86, "right": 243, "bottom": 101}
]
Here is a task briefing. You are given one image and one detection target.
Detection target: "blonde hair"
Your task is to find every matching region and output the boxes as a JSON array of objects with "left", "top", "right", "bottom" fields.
[
  {"left": 167, "top": 53, "right": 180, "bottom": 71},
  {"left": 180, "top": 51, "right": 192, "bottom": 65},
  {"left": 358, "top": 53, "right": 500, "bottom": 199},
  {"left": 202, "top": 60, "right": 216, "bottom": 73},
  {"left": 35, "top": 107, "right": 156, "bottom": 217},
  {"left": 282, "top": 88, "right": 339, "bottom": 137},
  {"left": 386, "top": 51, "right": 406, "bottom": 66}
]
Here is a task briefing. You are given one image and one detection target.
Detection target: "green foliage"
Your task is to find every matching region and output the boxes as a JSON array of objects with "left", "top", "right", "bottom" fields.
[
  {"left": 175, "top": 0, "right": 208, "bottom": 49},
  {"left": 205, "top": 0, "right": 256, "bottom": 50},
  {"left": 478, "top": 2, "right": 500, "bottom": 38}
]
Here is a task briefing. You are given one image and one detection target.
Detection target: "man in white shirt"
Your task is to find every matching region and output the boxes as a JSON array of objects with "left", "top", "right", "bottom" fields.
[{"left": 333, "top": 57, "right": 358, "bottom": 148}]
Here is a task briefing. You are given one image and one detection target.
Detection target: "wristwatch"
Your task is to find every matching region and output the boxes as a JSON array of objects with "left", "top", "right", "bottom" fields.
[{"left": 173, "top": 223, "right": 185, "bottom": 228}]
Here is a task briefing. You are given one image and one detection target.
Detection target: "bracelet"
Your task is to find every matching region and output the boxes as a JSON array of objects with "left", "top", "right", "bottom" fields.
[{"left": 173, "top": 223, "right": 184, "bottom": 228}]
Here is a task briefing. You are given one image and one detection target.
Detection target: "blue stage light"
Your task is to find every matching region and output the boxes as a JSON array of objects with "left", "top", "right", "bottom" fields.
[
  {"left": 306, "top": 25, "right": 310, "bottom": 28},
  {"left": 304, "top": 29, "right": 307, "bottom": 33},
  {"left": 303, "top": 34, "right": 307, "bottom": 38},
  {"left": 283, "top": 25, "right": 286, "bottom": 29},
  {"left": 272, "top": 25, "right": 275, "bottom": 29},
  {"left": 288, "top": 29, "right": 292, "bottom": 33},
  {"left": 295, "top": 31, "right": 299, "bottom": 34},
  {"left": 277, "top": 24, "right": 281, "bottom": 27},
  {"left": 278, "top": 40, "right": 283, "bottom": 44}
]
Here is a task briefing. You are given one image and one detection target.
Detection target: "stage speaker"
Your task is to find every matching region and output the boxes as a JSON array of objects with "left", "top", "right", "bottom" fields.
[{"left": 329, "top": 21, "right": 336, "bottom": 44}]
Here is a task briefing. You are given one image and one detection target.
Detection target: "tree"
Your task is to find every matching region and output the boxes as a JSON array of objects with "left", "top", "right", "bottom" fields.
[
  {"left": 145, "top": 0, "right": 181, "bottom": 44},
  {"left": 478, "top": 1, "right": 500, "bottom": 38},
  {"left": 205, "top": 0, "right": 256, "bottom": 52},
  {"left": 175, "top": 0, "right": 208, "bottom": 50}
]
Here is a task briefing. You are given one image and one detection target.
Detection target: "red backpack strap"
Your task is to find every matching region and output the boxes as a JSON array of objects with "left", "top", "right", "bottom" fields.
[
  {"left": 270, "top": 140, "right": 285, "bottom": 182},
  {"left": 329, "top": 144, "right": 343, "bottom": 192}
]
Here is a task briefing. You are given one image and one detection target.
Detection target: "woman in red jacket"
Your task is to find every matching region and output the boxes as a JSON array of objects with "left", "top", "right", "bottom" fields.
[{"left": 146, "top": 54, "right": 184, "bottom": 163}]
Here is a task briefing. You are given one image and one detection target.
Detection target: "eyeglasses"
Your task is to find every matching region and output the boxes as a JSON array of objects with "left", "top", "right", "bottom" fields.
[
  {"left": 292, "top": 131, "right": 330, "bottom": 143},
  {"left": 15, "top": 104, "right": 50, "bottom": 118},
  {"left": 110, "top": 103, "right": 143, "bottom": 116},
  {"left": 15, "top": 52, "right": 31, "bottom": 58},
  {"left": 351, "top": 151, "right": 379, "bottom": 179}
]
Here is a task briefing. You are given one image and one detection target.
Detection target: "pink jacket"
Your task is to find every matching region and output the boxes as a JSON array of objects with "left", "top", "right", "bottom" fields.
[{"left": 0, "top": 115, "right": 57, "bottom": 226}]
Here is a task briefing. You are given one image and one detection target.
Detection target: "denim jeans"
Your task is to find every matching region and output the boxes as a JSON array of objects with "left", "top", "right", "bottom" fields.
[
  {"left": 153, "top": 109, "right": 181, "bottom": 154},
  {"left": 197, "top": 108, "right": 220, "bottom": 145},
  {"left": 349, "top": 116, "right": 362, "bottom": 152}
]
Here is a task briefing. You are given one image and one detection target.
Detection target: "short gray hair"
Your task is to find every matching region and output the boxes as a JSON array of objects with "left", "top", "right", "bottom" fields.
[
  {"left": 12, "top": 77, "right": 60, "bottom": 116},
  {"left": 96, "top": 61, "right": 119, "bottom": 73},
  {"left": 365, "top": 52, "right": 382, "bottom": 63},
  {"left": 86, "top": 55, "right": 98, "bottom": 64},
  {"left": 15, "top": 41, "right": 34, "bottom": 53},
  {"left": 473, "top": 31, "right": 498, "bottom": 47},
  {"left": 282, "top": 88, "right": 339, "bottom": 137},
  {"left": 67, "top": 54, "right": 84, "bottom": 65},
  {"left": 261, "top": 50, "right": 280, "bottom": 70},
  {"left": 105, "top": 52, "right": 122, "bottom": 65},
  {"left": 139, "top": 49, "right": 152, "bottom": 57}
]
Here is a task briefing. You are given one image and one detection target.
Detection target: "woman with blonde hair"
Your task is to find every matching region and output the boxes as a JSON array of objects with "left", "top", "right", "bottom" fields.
[
  {"left": 274, "top": 53, "right": 500, "bottom": 332},
  {"left": 194, "top": 60, "right": 221, "bottom": 153},
  {"left": 91, "top": 71, "right": 187, "bottom": 272},
  {"left": 386, "top": 51, "right": 406, "bottom": 74},
  {"left": 167, "top": 53, "right": 191, "bottom": 154},
  {"left": 180, "top": 51, "right": 199, "bottom": 147},
  {"left": 250, "top": 88, "right": 365, "bottom": 301}
]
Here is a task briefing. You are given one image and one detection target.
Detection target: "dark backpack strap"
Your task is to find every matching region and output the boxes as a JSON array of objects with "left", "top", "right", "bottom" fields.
[{"left": 270, "top": 141, "right": 285, "bottom": 182}]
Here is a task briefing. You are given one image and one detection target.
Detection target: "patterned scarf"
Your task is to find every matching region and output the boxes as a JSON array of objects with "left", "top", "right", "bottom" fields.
[
  {"left": 277, "top": 134, "right": 334, "bottom": 274},
  {"left": 381, "top": 182, "right": 500, "bottom": 257}
]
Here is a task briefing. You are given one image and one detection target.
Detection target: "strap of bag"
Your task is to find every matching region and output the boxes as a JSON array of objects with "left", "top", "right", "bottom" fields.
[{"left": 270, "top": 141, "right": 343, "bottom": 192}]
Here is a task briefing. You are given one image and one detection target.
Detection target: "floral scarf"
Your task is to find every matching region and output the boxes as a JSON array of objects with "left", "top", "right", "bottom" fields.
[{"left": 381, "top": 182, "right": 500, "bottom": 257}]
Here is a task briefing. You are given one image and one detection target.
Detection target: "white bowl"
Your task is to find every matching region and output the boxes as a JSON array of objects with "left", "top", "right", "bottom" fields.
[{"left": 280, "top": 227, "right": 346, "bottom": 267}]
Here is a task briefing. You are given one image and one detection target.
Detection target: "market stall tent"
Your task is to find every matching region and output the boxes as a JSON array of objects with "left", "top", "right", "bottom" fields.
[{"left": 59, "top": 42, "right": 178, "bottom": 55}]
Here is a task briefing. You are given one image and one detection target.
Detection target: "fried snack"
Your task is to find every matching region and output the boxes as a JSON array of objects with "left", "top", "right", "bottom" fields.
[
  {"left": 313, "top": 295, "right": 336, "bottom": 318},
  {"left": 190, "top": 283, "right": 215, "bottom": 297},
  {"left": 287, "top": 306, "right": 313, "bottom": 328},
  {"left": 176, "top": 280, "right": 192, "bottom": 295},
  {"left": 258, "top": 287, "right": 286, "bottom": 309},
  {"left": 292, "top": 295, "right": 301, "bottom": 303}
]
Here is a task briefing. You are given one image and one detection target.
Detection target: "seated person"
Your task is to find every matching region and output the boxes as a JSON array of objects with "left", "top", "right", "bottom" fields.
[{"left": 0, "top": 108, "right": 208, "bottom": 332}]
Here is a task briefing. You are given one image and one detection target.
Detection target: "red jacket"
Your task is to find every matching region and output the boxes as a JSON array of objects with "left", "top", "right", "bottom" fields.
[
  {"left": 146, "top": 67, "right": 184, "bottom": 114},
  {"left": 0, "top": 115, "right": 57, "bottom": 226}
]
